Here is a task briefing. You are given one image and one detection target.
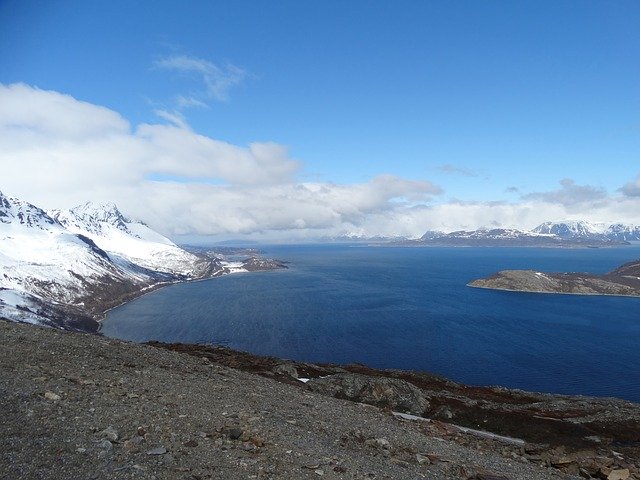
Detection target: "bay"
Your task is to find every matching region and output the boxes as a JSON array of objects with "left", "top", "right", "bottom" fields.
[{"left": 102, "top": 245, "right": 640, "bottom": 402}]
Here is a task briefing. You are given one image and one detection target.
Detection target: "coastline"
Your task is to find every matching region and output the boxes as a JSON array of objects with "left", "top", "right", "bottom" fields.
[
  {"left": 467, "top": 282, "right": 640, "bottom": 299},
  {"left": 96, "top": 267, "right": 243, "bottom": 326},
  {"left": 95, "top": 258, "right": 288, "bottom": 327},
  {"left": 95, "top": 279, "right": 183, "bottom": 325}
]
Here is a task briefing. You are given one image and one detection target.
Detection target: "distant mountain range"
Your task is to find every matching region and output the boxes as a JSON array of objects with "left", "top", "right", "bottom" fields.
[
  {"left": 394, "top": 221, "right": 640, "bottom": 247},
  {"left": 0, "top": 191, "right": 282, "bottom": 331}
]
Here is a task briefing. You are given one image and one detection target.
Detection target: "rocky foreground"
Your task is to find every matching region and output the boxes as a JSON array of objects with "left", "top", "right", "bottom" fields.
[
  {"left": 1, "top": 321, "right": 639, "bottom": 480},
  {"left": 469, "top": 259, "right": 640, "bottom": 297}
]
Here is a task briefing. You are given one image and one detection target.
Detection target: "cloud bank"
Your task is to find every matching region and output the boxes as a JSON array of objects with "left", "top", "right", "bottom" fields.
[{"left": 1, "top": 83, "right": 639, "bottom": 241}]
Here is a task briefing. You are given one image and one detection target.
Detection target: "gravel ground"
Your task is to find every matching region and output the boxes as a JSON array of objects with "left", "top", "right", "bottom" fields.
[{"left": 0, "top": 320, "right": 577, "bottom": 480}]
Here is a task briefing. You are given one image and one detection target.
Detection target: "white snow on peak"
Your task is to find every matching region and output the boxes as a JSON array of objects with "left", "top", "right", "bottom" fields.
[
  {"left": 532, "top": 220, "right": 640, "bottom": 240},
  {"left": 0, "top": 192, "right": 222, "bottom": 327},
  {"left": 51, "top": 202, "right": 202, "bottom": 277},
  {"left": 533, "top": 220, "right": 608, "bottom": 236},
  {"left": 0, "top": 190, "right": 61, "bottom": 231}
]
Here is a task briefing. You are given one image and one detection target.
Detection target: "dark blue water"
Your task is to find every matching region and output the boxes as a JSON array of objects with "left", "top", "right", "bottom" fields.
[{"left": 102, "top": 245, "right": 640, "bottom": 402}]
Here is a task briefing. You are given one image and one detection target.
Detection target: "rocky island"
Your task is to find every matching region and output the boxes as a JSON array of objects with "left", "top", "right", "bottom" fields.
[{"left": 469, "top": 259, "right": 640, "bottom": 297}]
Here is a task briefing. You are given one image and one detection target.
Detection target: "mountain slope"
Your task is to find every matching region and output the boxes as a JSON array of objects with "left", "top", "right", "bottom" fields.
[
  {"left": 0, "top": 192, "right": 222, "bottom": 330},
  {"left": 531, "top": 220, "right": 609, "bottom": 239},
  {"left": 400, "top": 227, "right": 592, "bottom": 247},
  {"left": 50, "top": 202, "right": 215, "bottom": 278},
  {"left": 533, "top": 220, "right": 640, "bottom": 242},
  {"left": 2, "top": 320, "right": 590, "bottom": 480}
]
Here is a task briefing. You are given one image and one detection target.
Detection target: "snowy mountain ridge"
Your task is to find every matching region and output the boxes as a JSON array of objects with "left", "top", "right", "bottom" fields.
[
  {"left": 415, "top": 221, "right": 640, "bottom": 245},
  {"left": 532, "top": 220, "right": 640, "bottom": 241},
  {"left": 0, "top": 191, "right": 224, "bottom": 330},
  {"left": 0, "top": 191, "right": 60, "bottom": 230},
  {"left": 50, "top": 202, "right": 207, "bottom": 277}
]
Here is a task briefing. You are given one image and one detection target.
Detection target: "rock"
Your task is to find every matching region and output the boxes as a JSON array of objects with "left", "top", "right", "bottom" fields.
[
  {"left": 228, "top": 428, "right": 243, "bottom": 440},
  {"left": 122, "top": 439, "right": 140, "bottom": 453},
  {"left": 306, "top": 373, "right": 429, "bottom": 415},
  {"left": 146, "top": 447, "right": 167, "bottom": 455},
  {"left": 426, "top": 453, "right": 441, "bottom": 463},
  {"left": 600, "top": 466, "right": 614, "bottom": 478},
  {"left": 97, "top": 439, "right": 113, "bottom": 450},
  {"left": 96, "top": 426, "right": 119, "bottom": 442},
  {"left": 523, "top": 443, "right": 550, "bottom": 455},
  {"left": 472, "top": 473, "right": 511, "bottom": 480},
  {"left": 240, "top": 442, "right": 257, "bottom": 451},
  {"left": 416, "top": 453, "right": 431, "bottom": 465},
  {"left": 390, "top": 458, "right": 411, "bottom": 468},
  {"left": 249, "top": 436, "right": 265, "bottom": 447},
  {"left": 272, "top": 363, "right": 298, "bottom": 378},
  {"left": 608, "top": 469, "right": 630, "bottom": 480},
  {"left": 44, "top": 391, "right": 61, "bottom": 401},
  {"left": 364, "top": 438, "right": 391, "bottom": 450},
  {"left": 434, "top": 405, "right": 454, "bottom": 419}
]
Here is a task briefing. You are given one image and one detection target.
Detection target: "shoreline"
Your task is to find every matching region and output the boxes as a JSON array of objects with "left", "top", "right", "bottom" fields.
[
  {"left": 95, "top": 258, "right": 288, "bottom": 327},
  {"left": 95, "top": 279, "right": 183, "bottom": 324},
  {"left": 467, "top": 282, "right": 640, "bottom": 299},
  {"left": 95, "top": 267, "right": 246, "bottom": 326}
]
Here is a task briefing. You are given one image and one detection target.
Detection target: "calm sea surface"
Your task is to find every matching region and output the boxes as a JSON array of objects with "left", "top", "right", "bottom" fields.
[{"left": 102, "top": 245, "right": 640, "bottom": 402}]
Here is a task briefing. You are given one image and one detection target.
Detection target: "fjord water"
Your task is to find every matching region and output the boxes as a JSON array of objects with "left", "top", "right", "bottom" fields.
[{"left": 102, "top": 245, "right": 640, "bottom": 402}]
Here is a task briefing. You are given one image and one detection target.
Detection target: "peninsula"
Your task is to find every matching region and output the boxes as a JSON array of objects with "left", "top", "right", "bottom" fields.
[{"left": 469, "top": 259, "right": 640, "bottom": 297}]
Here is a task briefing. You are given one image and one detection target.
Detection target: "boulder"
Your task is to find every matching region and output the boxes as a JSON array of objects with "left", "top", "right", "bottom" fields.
[
  {"left": 607, "top": 469, "right": 630, "bottom": 480},
  {"left": 306, "top": 373, "right": 429, "bottom": 415},
  {"left": 272, "top": 363, "right": 298, "bottom": 378}
]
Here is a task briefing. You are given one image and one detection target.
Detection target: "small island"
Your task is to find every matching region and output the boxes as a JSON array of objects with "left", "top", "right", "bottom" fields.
[{"left": 469, "top": 259, "right": 640, "bottom": 297}]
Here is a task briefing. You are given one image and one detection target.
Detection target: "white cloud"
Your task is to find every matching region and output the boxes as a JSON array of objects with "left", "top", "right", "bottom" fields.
[
  {"left": 0, "top": 83, "right": 443, "bottom": 239},
  {"left": 620, "top": 175, "right": 640, "bottom": 197},
  {"left": 523, "top": 178, "right": 607, "bottom": 206},
  {"left": 154, "top": 54, "right": 246, "bottom": 103},
  {"left": 154, "top": 109, "right": 189, "bottom": 129},
  {"left": 436, "top": 164, "right": 479, "bottom": 177},
  {"left": 175, "top": 95, "right": 208, "bottom": 109},
  {"left": 2, "top": 83, "right": 640, "bottom": 241}
]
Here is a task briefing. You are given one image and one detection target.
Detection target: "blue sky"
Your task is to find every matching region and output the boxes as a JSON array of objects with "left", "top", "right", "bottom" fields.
[{"left": 1, "top": 1, "right": 639, "bottom": 238}]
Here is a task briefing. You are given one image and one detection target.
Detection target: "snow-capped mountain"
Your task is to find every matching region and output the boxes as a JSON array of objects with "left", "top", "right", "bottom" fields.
[
  {"left": 0, "top": 191, "right": 223, "bottom": 330},
  {"left": 407, "top": 221, "right": 639, "bottom": 247},
  {"left": 430, "top": 228, "right": 552, "bottom": 240},
  {"left": 50, "top": 202, "right": 212, "bottom": 277},
  {"left": 533, "top": 221, "right": 640, "bottom": 242},
  {"left": 411, "top": 228, "right": 563, "bottom": 247},
  {"left": 606, "top": 223, "right": 640, "bottom": 241},
  {"left": 532, "top": 221, "right": 609, "bottom": 239}
]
